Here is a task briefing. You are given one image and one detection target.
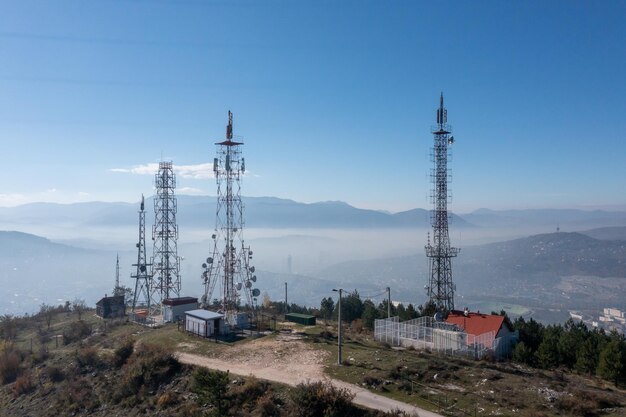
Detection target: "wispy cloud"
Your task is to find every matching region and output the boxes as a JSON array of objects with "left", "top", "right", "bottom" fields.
[
  {"left": 178, "top": 187, "right": 206, "bottom": 195},
  {"left": 110, "top": 162, "right": 214, "bottom": 179},
  {"left": 0, "top": 193, "right": 27, "bottom": 206}
]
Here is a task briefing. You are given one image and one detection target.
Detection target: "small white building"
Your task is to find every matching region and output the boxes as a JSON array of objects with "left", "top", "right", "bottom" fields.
[
  {"left": 162, "top": 297, "right": 198, "bottom": 323},
  {"left": 185, "top": 309, "right": 225, "bottom": 337}
]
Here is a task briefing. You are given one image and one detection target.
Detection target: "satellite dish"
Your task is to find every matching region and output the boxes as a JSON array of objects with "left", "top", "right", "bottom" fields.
[
  {"left": 252, "top": 288, "right": 260, "bottom": 297},
  {"left": 250, "top": 266, "right": 255, "bottom": 273},
  {"left": 245, "top": 280, "right": 252, "bottom": 288},
  {"left": 212, "top": 234, "right": 216, "bottom": 239},
  {"left": 140, "top": 265, "right": 146, "bottom": 272},
  {"left": 251, "top": 275, "right": 257, "bottom": 282},
  {"left": 236, "top": 283, "right": 242, "bottom": 291},
  {"left": 207, "top": 257, "right": 213, "bottom": 264},
  {"left": 202, "top": 263, "right": 207, "bottom": 268},
  {"left": 434, "top": 312, "right": 443, "bottom": 322}
]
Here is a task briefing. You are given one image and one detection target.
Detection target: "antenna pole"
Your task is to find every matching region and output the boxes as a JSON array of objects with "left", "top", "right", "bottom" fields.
[
  {"left": 425, "top": 93, "right": 459, "bottom": 312},
  {"left": 387, "top": 286, "right": 391, "bottom": 318},
  {"left": 203, "top": 111, "right": 259, "bottom": 326}
]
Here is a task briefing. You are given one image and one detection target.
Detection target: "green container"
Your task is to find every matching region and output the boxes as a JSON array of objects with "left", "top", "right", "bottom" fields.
[{"left": 285, "top": 313, "right": 316, "bottom": 326}]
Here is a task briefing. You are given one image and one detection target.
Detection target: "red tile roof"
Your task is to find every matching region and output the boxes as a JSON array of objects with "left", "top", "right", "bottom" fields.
[{"left": 446, "top": 311, "right": 508, "bottom": 337}]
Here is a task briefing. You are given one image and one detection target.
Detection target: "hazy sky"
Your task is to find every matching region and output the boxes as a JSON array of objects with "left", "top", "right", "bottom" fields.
[{"left": 0, "top": 0, "right": 624, "bottom": 212}]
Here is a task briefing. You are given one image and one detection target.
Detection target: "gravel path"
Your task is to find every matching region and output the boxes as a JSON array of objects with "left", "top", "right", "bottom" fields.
[{"left": 176, "top": 336, "right": 442, "bottom": 417}]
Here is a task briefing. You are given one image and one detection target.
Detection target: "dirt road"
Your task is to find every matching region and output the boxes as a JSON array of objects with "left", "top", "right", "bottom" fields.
[{"left": 176, "top": 335, "right": 442, "bottom": 417}]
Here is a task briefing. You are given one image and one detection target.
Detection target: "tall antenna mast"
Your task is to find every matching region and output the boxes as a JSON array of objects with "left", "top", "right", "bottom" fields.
[
  {"left": 202, "top": 111, "right": 259, "bottom": 322},
  {"left": 113, "top": 253, "right": 122, "bottom": 296},
  {"left": 131, "top": 194, "right": 152, "bottom": 314},
  {"left": 151, "top": 162, "right": 181, "bottom": 311},
  {"left": 425, "top": 93, "right": 459, "bottom": 312}
]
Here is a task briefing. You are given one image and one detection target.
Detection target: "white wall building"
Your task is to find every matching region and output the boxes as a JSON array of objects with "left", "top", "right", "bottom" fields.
[{"left": 185, "top": 309, "right": 225, "bottom": 337}]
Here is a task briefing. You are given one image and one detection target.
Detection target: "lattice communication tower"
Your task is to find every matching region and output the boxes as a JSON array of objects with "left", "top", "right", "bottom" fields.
[
  {"left": 151, "top": 162, "right": 181, "bottom": 309},
  {"left": 131, "top": 195, "right": 152, "bottom": 313},
  {"left": 425, "top": 93, "right": 459, "bottom": 312},
  {"left": 202, "top": 111, "right": 259, "bottom": 318}
]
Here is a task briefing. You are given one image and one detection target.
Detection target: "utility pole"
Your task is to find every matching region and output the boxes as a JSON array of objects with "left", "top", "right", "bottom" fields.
[
  {"left": 333, "top": 288, "right": 343, "bottom": 365},
  {"left": 387, "top": 286, "right": 391, "bottom": 318},
  {"left": 285, "top": 282, "right": 288, "bottom": 313}
]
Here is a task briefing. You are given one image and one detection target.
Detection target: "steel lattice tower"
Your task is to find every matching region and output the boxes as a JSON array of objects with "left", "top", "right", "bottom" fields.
[
  {"left": 202, "top": 111, "right": 259, "bottom": 319},
  {"left": 151, "top": 162, "right": 181, "bottom": 309},
  {"left": 113, "top": 253, "right": 124, "bottom": 297},
  {"left": 131, "top": 195, "right": 152, "bottom": 313},
  {"left": 425, "top": 93, "right": 459, "bottom": 312}
]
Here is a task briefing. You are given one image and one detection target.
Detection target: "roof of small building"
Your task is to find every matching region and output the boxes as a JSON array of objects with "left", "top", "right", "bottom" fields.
[
  {"left": 446, "top": 310, "right": 511, "bottom": 337},
  {"left": 285, "top": 313, "right": 316, "bottom": 319},
  {"left": 162, "top": 296, "right": 198, "bottom": 306},
  {"left": 96, "top": 295, "right": 125, "bottom": 306},
  {"left": 185, "top": 309, "right": 224, "bottom": 321}
]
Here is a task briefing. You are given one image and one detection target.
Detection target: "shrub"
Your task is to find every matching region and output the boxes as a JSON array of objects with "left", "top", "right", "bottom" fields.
[
  {"left": 13, "top": 373, "right": 33, "bottom": 396},
  {"left": 156, "top": 391, "right": 179, "bottom": 409},
  {"left": 113, "top": 337, "right": 134, "bottom": 367},
  {"left": 0, "top": 349, "right": 21, "bottom": 384},
  {"left": 254, "top": 391, "right": 281, "bottom": 417},
  {"left": 45, "top": 366, "right": 64, "bottom": 382},
  {"left": 115, "top": 343, "right": 180, "bottom": 400},
  {"left": 289, "top": 380, "right": 357, "bottom": 417},
  {"left": 63, "top": 320, "right": 91, "bottom": 345},
  {"left": 192, "top": 368, "right": 230, "bottom": 415},
  {"left": 76, "top": 346, "right": 100, "bottom": 369}
]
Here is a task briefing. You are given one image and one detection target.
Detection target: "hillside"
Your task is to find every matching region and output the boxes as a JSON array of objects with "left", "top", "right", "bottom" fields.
[
  {"left": 1, "top": 311, "right": 624, "bottom": 417},
  {"left": 0, "top": 231, "right": 123, "bottom": 315}
]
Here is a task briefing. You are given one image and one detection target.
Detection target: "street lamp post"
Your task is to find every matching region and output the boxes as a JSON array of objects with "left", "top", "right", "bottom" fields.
[{"left": 332, "top": 288, "right": 343, "bottom": 365}]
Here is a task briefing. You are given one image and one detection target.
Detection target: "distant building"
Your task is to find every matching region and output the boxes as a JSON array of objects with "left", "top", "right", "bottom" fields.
[
  {"left": 162, "top": 297, "right": 198, "bottom": 323},
  {"left": 96, "top": 295, "right": 125, "bottom": 319},
  {"left": 185, "top": 309, "right": 225, "bottom": 337}
]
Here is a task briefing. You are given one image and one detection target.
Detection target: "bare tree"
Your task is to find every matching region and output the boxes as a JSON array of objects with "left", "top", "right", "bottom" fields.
[
  {"left": 39, "top": 303, "right": 54, "bottom": 330},
  {"left": 72, "top": 298, "right": 87, "bottom": 321},
  {"left": 0, "top": 315, "right": 17, "bottom": 341}
]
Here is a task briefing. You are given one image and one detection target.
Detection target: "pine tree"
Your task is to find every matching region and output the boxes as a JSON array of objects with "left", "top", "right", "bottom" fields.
[
  {"left": 597, "top": 339, "right": 625, "bottom": 385},
  {"left": 575, "top": 338, "right": 598, "bottom": 376}
]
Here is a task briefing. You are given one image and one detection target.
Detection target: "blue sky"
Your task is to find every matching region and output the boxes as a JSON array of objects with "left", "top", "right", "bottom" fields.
[{"left": 0, "top": 0, "right": 624, "bottom": 212}]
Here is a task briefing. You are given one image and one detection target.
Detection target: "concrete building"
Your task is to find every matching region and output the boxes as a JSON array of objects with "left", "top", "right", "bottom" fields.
[
  {"left": 185, "top": 309, "right": 225, "bottom": 337},
  {"left": 162, "top": 297, "right": 198, "bottom": 323}
]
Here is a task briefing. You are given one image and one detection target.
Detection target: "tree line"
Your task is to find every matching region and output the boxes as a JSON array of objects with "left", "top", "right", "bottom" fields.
[{"left": 512, "top": 316, "right": 626, "bottom": 385}]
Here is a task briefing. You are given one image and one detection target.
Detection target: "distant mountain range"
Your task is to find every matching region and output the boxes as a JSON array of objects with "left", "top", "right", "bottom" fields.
[{"left": 2, "top": 196, "right": 626, "bottom": 231}]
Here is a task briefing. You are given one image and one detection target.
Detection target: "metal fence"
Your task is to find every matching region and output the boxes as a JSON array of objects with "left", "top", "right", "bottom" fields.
[{"left": 374, "top": 316, "right": 516, "bottom": 359}]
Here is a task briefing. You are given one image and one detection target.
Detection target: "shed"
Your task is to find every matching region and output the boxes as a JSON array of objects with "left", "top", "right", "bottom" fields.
[
  {"left": 96, "top": 295, "right": 125, "bottom": 319},
  {"left": 185, "top": 309, "right": 225, "bottom": 337},
  {"left": 285, "top": 313, "right": 316, "bottom": 326},
  {"left": 163, "top": 296, "right": 198, "bottom": 323}
]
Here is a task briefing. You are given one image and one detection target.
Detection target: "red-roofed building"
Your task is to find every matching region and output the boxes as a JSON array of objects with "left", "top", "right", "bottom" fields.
[{"left": 446, "top": 309, "right": 518, "bottom": 357}]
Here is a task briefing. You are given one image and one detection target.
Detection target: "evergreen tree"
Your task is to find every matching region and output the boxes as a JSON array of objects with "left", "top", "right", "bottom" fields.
[
  {"left": 320, "top": 297, "right": 335, "bottom": 320},
  {"left": 334, "top": 290, "right": 363, "bottom": 323},
  {"left": 575, "top": 337, "right": 598, "bottom": 376},
  {"left": 597, "top": 339, "right": 625, "bottom": 385},
  {"left": 512, "top": 341, "right": 535, "bottom": 366},
  {"left": 536, "top": 325, "right": 562, "bottom": 369},
  {"left": 514, "top": 316, "right": 544, "bottom": 353},
  {"left": 406, "top": 303, "right": 419, "bottom": 320},
  {"left": 361, "top": 299, "right": 379, "bottom": 330},
  {"left": 396, "top": 303, "right": 408, "bottom": 321},
  {"left": 558, "top": 319, "right": 588, "bottom": 368}
]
